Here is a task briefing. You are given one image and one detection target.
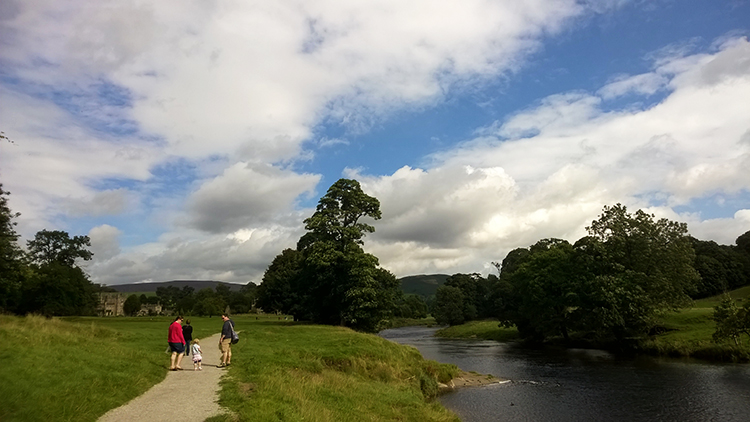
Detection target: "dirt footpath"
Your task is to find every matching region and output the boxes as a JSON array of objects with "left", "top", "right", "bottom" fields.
[{"left": 98, "top": 332, "right": 229, "bottom": 422}]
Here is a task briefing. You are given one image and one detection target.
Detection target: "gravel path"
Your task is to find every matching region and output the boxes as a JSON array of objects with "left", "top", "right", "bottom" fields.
[{"left": 99, "top": 332, "right": 229, "bottom": 422}]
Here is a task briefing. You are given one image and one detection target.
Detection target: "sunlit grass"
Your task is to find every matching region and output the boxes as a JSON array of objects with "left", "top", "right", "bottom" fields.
[
  {"left": 2, "top": 314, "right": 461, "bottom": 422},
  {"left": 211, "top": 316, "right": 460, "bottom": 422}
]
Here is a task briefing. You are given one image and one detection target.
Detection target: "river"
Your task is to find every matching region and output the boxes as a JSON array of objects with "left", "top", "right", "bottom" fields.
[{"left": 380, "top": 326, "right": 750, "bottom": 422}]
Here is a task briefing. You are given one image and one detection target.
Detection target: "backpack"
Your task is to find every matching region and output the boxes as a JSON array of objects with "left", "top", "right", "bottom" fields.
[{"left": 230, "top": 322, "right": 239, "bottom": 344}]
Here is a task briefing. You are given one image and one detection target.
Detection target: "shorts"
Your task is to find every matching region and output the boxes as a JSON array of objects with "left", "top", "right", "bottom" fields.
[
  {"left": 193, "top": 354, "right": 202, "bottom": 363},
  {"left": 220, "top": 338, "right": 231, "bottom": 353},
  {"left": 168, "top": 342, "right": 185, "bottom": 354}
]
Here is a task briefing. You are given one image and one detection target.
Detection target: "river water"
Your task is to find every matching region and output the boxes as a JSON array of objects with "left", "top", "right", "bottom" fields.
[{"left": 380, "top": 326, "right": 750, "bottom": 422}]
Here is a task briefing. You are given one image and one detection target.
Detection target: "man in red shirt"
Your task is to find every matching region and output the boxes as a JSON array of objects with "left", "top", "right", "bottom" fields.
[{"left": 168, "top": 316, "right": 186, "bottom": 370}]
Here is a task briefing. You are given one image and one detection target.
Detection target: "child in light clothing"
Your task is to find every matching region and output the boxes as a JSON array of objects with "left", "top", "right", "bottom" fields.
[{"left": 191, "top": 339, "right": 203, "bottom": 371}]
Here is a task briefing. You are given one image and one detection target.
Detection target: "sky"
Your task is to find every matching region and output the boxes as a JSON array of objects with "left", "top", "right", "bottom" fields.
[{"left": 1, "top": 0, "right": 749, "bottom": 286}]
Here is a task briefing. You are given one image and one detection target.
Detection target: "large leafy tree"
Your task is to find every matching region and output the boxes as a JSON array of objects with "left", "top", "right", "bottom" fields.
[
  {"left": 256, "top": 248, "right": 302, "bottom": 314},
  {"left": 276, "top": 178, "right": 397, "bottom": 332},
  {"left": 712, "top": 295, "right": 750, "bottom": 346},
  {"left": 433, "top": 285, "right": 465, "bottom": 326},
  {"left": 690, "top": 237, "right": 747, "bottom": 298},
  {"left": 581, "top": 204, "right": 699, "bottom": 340},
  {"left": 509, "top": 239, "right": 579, "bottom": 341},
  {"left": 0, "top": 185, "right": 26, "bottom": 312},
  {"left": 27, "top": 229, "right": 93, "bottom": 266}
]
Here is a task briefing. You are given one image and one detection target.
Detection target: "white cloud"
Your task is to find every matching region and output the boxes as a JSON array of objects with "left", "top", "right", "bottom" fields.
[
  {"left": 355, "top": 37, "right": 750, "bottom": 276},
  {"left": 598, "top": 73, "right": 668, "bottom": 99},
  {"left": 63, "top": 189, "right": 131, "bottom": 217},
  {"left": 88, "top": 224, "right": 122, "bottom": 261},
  {"left": 186, "top": 162, "right": 320, "bottom": 233},
  {"left": 3, "top": 2, "right": 748, "bottom": 284}
]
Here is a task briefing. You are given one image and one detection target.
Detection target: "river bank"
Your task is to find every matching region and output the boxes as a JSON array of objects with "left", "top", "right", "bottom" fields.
[
  {"left": 383, "top": 325, "right": 750, "bottom": 422},
  {"left": 433, "top": 310, "right": 750, "bottom": 363}
]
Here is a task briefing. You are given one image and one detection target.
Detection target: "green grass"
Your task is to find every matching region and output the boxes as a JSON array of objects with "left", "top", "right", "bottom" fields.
[
  {"left": 212, "top": 316, "right": 460, "bottom": 421},
  {"left": 385, "top": 316, "right": 439, "bottom": 329},
  {"left": 435, "top": 320, "right": 519, "bottom": 342},
  {"left": 694, "top": 285, "right": 750, "bottom": 308},
  {"left": 1, "top": 315, "right": 460, "bottom": 422}
]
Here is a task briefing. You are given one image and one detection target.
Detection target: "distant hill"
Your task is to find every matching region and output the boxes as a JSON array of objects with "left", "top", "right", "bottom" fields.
[
  {"left": 399, "top": 274, "right": 450, "bottom": 297},
  {"left": 109, "top": 280, "right": 247, "bottom": 293}
]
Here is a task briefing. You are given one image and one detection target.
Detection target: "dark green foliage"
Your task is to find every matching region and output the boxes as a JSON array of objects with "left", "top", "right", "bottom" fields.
[
  {"left": 258, "top": 179, "right": 399, "bottom": 332},
  {"left": 393, "top": 294, "right": 429, "bottom": 319},
  {"left": 433, "top": 285, "right": 465, "bottom": 326},
  {"left": 27, "top": 230, "right": 93, "bottom": 266},
  {"left": 493, "top": 204, "right": 702, "bottom": 344},
  {"left": 123, "top": 294, "right": 141, "bottom": 316},
  {"left": 19, "top": 263, "right": 98, "bottom": 316},
  {"left": 690, "top": 237, "right": 748, "bottom": 298},
  {"left": 0, "top": 185, "right": 26, "bottom": 313},
  {"left": 256, "top": 248, "right": 302, "bottom": 314},
  {"left": 712, "top": 295, "right": 750, "bottom": 345}
]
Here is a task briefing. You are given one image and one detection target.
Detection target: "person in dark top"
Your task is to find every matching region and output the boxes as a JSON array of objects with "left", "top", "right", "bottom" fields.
[
  {"left": 218, "top": 313, "right": 234, "bottom": 367},
  {"left": 182, "top": 319, "right": 193, "bottom": 356}
]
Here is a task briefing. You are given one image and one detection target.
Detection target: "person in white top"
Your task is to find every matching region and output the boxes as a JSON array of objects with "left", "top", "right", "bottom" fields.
[{"left": 191, "top": 339, "right": 203, "bottom": 371}]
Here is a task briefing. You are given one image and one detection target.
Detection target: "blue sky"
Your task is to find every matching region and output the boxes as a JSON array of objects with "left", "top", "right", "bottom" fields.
[{"left": 1, "top": 0, "right": 749, "bottom": 285}]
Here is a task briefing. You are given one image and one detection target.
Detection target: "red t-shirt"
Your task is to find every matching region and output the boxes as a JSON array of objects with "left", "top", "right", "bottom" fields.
[{"left": 168, "top": 321, "right": 185, "bottom": 343}]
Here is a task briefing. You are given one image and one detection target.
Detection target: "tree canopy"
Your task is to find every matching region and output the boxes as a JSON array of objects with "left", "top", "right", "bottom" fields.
[{"left": 257, "top": 178, "right": 398, "bottom": 332}]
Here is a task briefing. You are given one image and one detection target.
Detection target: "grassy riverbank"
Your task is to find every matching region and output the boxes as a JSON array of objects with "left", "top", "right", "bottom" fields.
[
  {"left": 0, "top": 314, "right": 460, "bottom": 422},
  {"left": 434, "top": 286, "right": 750, "bottom": 362}
]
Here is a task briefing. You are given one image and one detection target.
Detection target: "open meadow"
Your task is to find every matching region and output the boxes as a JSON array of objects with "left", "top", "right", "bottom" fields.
[{"left": 0, "top": 314, "right": 459, "bottom": 422}]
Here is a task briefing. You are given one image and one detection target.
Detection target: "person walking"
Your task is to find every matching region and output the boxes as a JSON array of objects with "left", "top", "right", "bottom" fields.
[
  {"left": 191, "top": 338, "right": 203, "bottom": 371},
  {"left": 168, "top": 316, "right": 186, "bottom": 371},
  {"left": 218, "top": 313, "right": 234, "bottom": 368},
  {"left": 182, "top": 319, "right": 193, "bottom": 356}
]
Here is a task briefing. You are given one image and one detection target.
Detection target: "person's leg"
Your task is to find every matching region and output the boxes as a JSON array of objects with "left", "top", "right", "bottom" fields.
[
  {"left": 220, "top": 340, "right": 229, "bottom": 365},
  {"left": 170, "top": 351, "right": 177, "bottom": 369},
  {"left": 227, "top": 344, "right": 232, "bottom": 365},
  {"left": 176, "top": 352, "right": 185, "bottom": 369},
  {"left": 185, "top": 343, "right": 189, "bottom": 356}
]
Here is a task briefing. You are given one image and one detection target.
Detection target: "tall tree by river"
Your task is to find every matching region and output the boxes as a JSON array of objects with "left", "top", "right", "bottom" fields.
[
  {"left": 495, "top": 204, "right": 700, "bottom": 344},
  {"left": 258, "top": 179, "right": 399, "bottom": 332}
]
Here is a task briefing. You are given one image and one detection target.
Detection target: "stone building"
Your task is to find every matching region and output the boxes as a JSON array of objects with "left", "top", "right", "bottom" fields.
[
  {"left": 138, "top": 303, "right": 163, "bottom": 316},
  {"left": 98, "top": 292, "right": 126, "bottom": 316}
]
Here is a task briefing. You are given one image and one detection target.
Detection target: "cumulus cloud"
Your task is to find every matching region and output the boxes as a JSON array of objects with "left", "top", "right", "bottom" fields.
[
  {"left": 63, "top": 189, "right": 130, "bottom": 217},
  {"left": 88, "top": 224, "right": 304, "bottom": 285},
  {"left": 88, "top": 224, "right": 122, "bottom": 261},
  {"left": 356, "top": 37, "right": 750, "bottom": 275},
  {"left": 3, "top": 1, "right": 748, "bottom": 284},
  {"left": 186, "top": 162, "right": 320, "bottom": 233},
  {"left": 1, "top": 0, "right": 595, "bottom": 162}
]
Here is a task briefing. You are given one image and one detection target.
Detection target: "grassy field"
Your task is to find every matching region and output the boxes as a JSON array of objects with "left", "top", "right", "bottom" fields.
[
  {"left": 211, "top": 315, "right": 459, "bottom": 421},
  {"left": 435, "top": 320, "right": 519, "bottom": 342},
  {"left": 0, "top": 314, "right": 460, "bottom": 422},
  {"left": 434, "top": 286, "right": 750, "bottom": 362}
]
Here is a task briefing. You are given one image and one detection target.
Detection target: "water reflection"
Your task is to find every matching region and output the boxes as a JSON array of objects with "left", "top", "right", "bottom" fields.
[{"left": 380, "top": 327, "right": 750, "bottom": 422}]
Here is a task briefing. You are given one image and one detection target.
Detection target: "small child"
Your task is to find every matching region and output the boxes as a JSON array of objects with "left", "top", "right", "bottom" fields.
[{"left": 191, "top": 339, "right": 203, "bottom": 371}]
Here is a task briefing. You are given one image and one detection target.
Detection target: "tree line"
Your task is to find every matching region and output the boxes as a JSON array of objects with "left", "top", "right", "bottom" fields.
[
  {"left": 1, "top": 184, "right": 101, "bottom": 315},
  {"left": 430, "top": 205, "right": 750, "bottom": 345},
  {"left": 1, "top": 184, "right": 257, "bottom": 317},
  {"left": 256, "top": 180, "right": 750, "bottom": 339},
  {"left": 122, "top": 283, "right": 257, "bottom": 316}
]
